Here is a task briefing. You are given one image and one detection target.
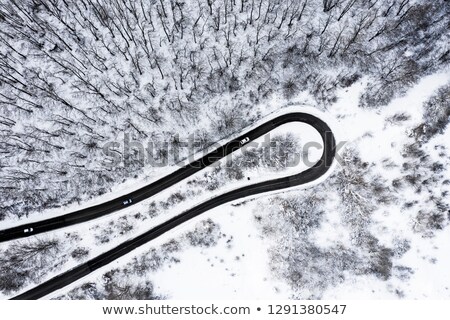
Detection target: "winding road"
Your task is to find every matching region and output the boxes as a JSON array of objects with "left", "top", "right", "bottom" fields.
[{"left": 9, "top": 112, "right": 336, "bottom": 300}]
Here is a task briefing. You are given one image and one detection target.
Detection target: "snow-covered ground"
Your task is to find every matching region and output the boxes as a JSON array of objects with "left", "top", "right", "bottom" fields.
[
  {"left": 2, "top": 70, "right": 449, "bottom": 300},
  {"left": 1, "top": 0, "right": 449, "bottom": 302},
  {"left": 136, "top": 70, "right": 450, "bottom": 300},
  {"left": 0, "top": 108, "right": 328, "bottom": 300}
]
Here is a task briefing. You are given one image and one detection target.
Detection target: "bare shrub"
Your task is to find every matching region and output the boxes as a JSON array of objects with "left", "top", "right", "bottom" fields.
[
  {"left": 71, "top": 247, "right": 90, "bottom": 261},
  {"left": 367, "top": 247, "right": 394, "bottom": 281},
  {"left": 414, "top": 211, "right": 446, "bottom": 236},
  {"left": 186, "top": 219, "right": 221, "bottom": 248}
]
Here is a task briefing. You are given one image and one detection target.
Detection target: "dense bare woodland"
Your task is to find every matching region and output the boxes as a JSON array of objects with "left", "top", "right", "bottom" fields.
[
  {"left": 1, "top": 0, "right": 448, "bottom": 219},
  {"left": 0, "top": 0, "right": 449, "bottom": 299}
]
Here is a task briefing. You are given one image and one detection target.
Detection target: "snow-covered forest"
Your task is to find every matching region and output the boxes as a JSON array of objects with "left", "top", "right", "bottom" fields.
[{"left": 0, "top": 0, "right": 449, "bottom": 299}]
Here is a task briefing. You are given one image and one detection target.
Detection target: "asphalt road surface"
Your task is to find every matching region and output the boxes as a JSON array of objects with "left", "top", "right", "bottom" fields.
[{"left": 10, "top": 112, "right": 336, "bottom": 300}]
